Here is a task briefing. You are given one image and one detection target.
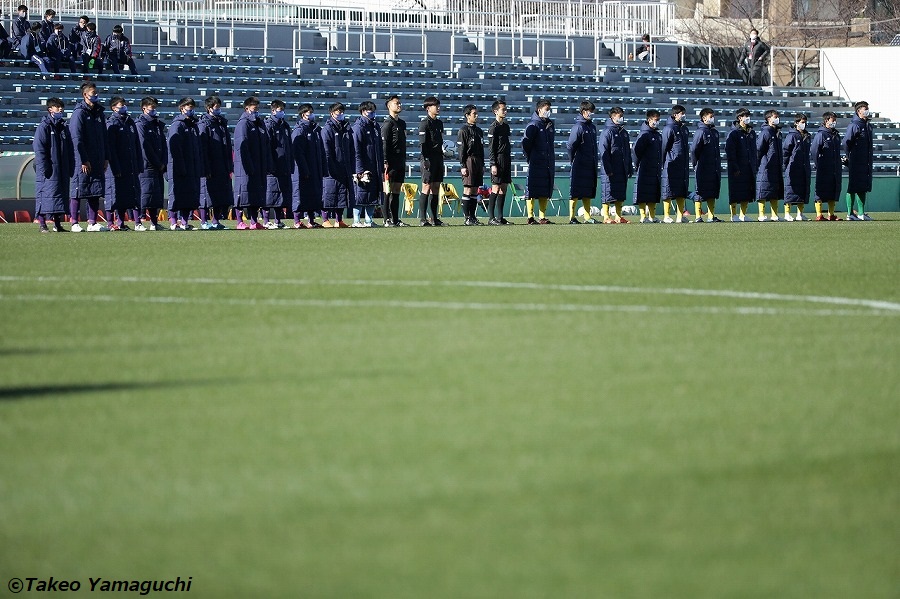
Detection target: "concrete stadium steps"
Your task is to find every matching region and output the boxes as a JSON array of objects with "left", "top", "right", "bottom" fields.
[{"left": 148, "top": 62, "right": 295, "bottom": 76}]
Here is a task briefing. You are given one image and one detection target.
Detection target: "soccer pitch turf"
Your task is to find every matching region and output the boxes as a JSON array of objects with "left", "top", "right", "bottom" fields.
[{"left": 1, "top": 216, "right": 898, "bottom": 598}]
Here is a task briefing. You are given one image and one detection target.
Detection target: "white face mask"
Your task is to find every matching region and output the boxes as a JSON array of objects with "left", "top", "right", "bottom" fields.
[
  {"left": 862, "top": 110, "right": 871, "bottom": 118},
  {"left": 615, "top": 116, "right": 625, "bottom": 125},
  {"left": 797, "top": 122, "right": 806, "bottom": 131},
  {"left": 826, "top": 121, "right": 835, "bottom": 129},
  {"left": 648, "top": 120, "right": 658, "bottom": 129},
  {"left": 539, "top": 109, "right": 550, "bottom": 119},
  {"left": 750, "top": 35, "right": 758, "bottom": 42},
  {"left": 584, "top": 112, "right": 593, "bottom": 121},
  {"left": 771, "top": 117, "right": 780, "bottom": 125},
  {"left": 741, "top": 117, "right": 751, "bottom": 126}
]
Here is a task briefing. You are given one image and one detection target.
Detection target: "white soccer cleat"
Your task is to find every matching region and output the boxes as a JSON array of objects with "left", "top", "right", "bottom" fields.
[
  {"left": 663, "top": 216, "right": 674, "bottom": 224},
  {"left": 796, "top": 213, "right": 809, "bottom": 221},
  {"left": 86, "top": 223, "right": 107, "bottom": 232},
  {"left": 135, "top": 223, "right": 147, "bottom": 231},
  {"left": 861, "top": 213, "right": 873, "bottom": 221},
  {"left": 783, "top": 214, "right": 795, "bottom": 222},
  {"left": 758, "top": 215, "right": 768, "bottom": 222},
  {"left": 351, "top": 222, "right": 366, "bottom": 228},
  {"left": 70, "top": 223, "right": 84, "bottom": 232},
  {"left": 770, "top": 215, "right": 780, "bottom": 222}
]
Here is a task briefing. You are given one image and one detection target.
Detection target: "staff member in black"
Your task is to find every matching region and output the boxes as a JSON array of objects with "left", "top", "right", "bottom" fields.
[
  {"left": 458, "top": 104, "right": 485, "bottom": 225},
  {"left": 381, "top": 95, "right": 408, "bottom": 226},
  {"left": 418, "top": 96, "right": 444, "bottom": 226},
  {"left": 740, "top": 29, "right": 768, "bottom": 86}
]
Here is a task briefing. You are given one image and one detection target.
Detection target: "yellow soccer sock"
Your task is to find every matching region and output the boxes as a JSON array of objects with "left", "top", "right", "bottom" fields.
[
  {"left": 601, "top": 203, "right": 610, "bottom": 221},
  {"left": 706, "top": 200, "right": 716, "bottom": 219},
  {"left": 582, "top": 199, "right": 592, "bottom": 220},
  {"left": 729, "top": 204, "right": 738, "bottom": 216},
  {"left": 694, "top": 201, "right": 702, "bottom": 219},
  {"left": 740, "top": 202, "right": 748, "bottom": 217},
  {"left": 815, "top": 202, "right": 823, "bottom": 217},
  {"left": 663, "top": 200, "right": 671, "bottom": 218},
  {"left": 797, "top": 205, "right": 804, "bottom": 218},
  {"left": 770, "top": 200, "right": 779, "bottom": 218},
  {"left": 615, "top": 201, "right": 624, "bottom": 220},
  {"left": 637, "top": 205, "right": 646, "bottom": 220},
  {"left": 757, "top": 201, "right": 766, "bottom": 217},
  {"left": 538, "top": 198, "right": 548, "bottom": 219},
  {"left": 649, "top": 203, "right": 657, "bottom": 219},
  {"left": 785, "top": 204, "right": 791, "bottom": 218},
  {"left": 828, "top": 201, "right": 836, "bottom": 216},
  {"left": 568, "top": 199, "right": 576, "bottom": 220},
  {"left": 526, "top": 199, "right": 535, "bottom": 218}
]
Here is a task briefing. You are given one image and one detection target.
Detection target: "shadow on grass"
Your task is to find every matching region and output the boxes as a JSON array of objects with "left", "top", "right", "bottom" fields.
[{"left": 0, "top": 380, "right": 209, "bottom": 402}]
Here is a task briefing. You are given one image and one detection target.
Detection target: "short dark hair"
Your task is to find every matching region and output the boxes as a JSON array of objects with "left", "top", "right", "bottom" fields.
[
  {"left": 535, "top": 99, "right": 551, "bottom": 111},
  {"left": 112, "top": 24, "right": 123, "bottom": 34},
  {"left": 204, "top": 95, "right": 221, "bottom": 109},
  {"left": 29, "top": 22, "right": 41, "bottom": 32},
  {"left": 853, "top": 100, "right": 869, "bottom": 111},
  {"left": 43, "top": 9, "right": 55, "bottom": 17},
  {"left": 423, "top": 96, "right": 440, "bottom": 109},
  {"left": 109, "top": 96, "right": 126, "bottom": 108},
  {"left": 46, "top": 97, "right": 64, "bottom": 110},
  {"left": 608, "top": 106, "right": 624, "bottom": 117},
  {"left": 298, "top": 103, "right": 313, "bottom": 116},
  {"left": 750, "top": 28, "right": 759, "bottom": 35},
  {"left": 463, "top": 104, "right": 477, "bottom": 116},
  {"left": 794, "top": 113, "right": 808, "bottom": 123},
  {"left": 764, "top": 109, "right": 779, "bottom": 121},
  {"left": 329, "top": 102, "right": 345, "bottom": 113},
  {"left": 243, "top": 96, "right": 259, "bottom": 109},
  {"left": 822, "top": 111, "right": 837, "bottom": 123},
  {"left": 80, "top": 81, "right": 97, "bottom": 94},
  {"left": 178, "top": 97, "right": 196, "bottom": 109},
  {"left": 699, "top": 107, "right": 715, "bottom": 120},
  {"left": 579, "top": 100, "right": 595, "bottom": 113},
  {"left": 641, "top": 33, "right": 650, "bottom": 42},
  {"left": 646, "top": 109, "right": 661, "bottom": 120},
  {"left": 735, "top": 108, "right": 751, "bottom": 119},
  {"left": 53, "top": 23, "right": 64, "bottom": 30},
  {"left": 140, "top": 96, "right": 158, "bottom": 108},
  {"left": 18, "top": 5, "right": 28, "bottom": 12},
  {"left": 86, "top": 22, "right": 96, "bottom": 31},
  {"left": 671, "top": 104, "right": 686, "bottom": 116},
  {"left": 384, "top": 95, "right": 400, "bottom": 109},
  {"left": 79, "top": 15, "right": 89, "bottom": 23},
  {"left": 270, "top": 99, "right": 286, "bottom": 111},
  {"left": 491, "top": 100, "right": 506, "bottom": 112},
  {"left": 359, "top": 100, "right": 376, "bottom": 113}
]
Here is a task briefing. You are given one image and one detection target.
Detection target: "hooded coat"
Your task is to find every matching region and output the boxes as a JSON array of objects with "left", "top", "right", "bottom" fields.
[
  {"left": 69, "top": 99, "right": 107, "bottom": 198},
  {"left": 321, "top": 116, "right": 354, "bottom": 210},
  {"left": 198, "top": 112, "right": 234, "bottom": 210},
  {"left": 522, "top": 112, "right": 555, "bottom": 198},
  {"left": 233, "top": 110, "right": 270, "bottom": 208},
  {"left": 33, "top": 113, "right": 74, "bottom": 215},
  {"left": 135, "top": 112, "right": 167, "bottom": 210},
  {"left": 566, "top": 114, "right": 598, "bottom": 199},
  {"left": 755, "top": 123, "right": 784, "bottom": 200},
  {"left": 166, "top": 112, "right": 203, "bottom": 212},
  {"left": 810, "top": 125, "right": 842, "bottom": 202},
  {"left": 632, "top": 121, "right": 662, "bottom": 205},
  {"left": 264, "top": 115, "right": 294, "bottom": 209},
  {"left": 598, "top": 117, "right": 633, "bottom": 203},
  {"left": 725, "top": 122, "right": 758, "bottom": 203},
  {"left": 782, "top": 127, "right": 812, "bottom": 205},
  {"left": 291, "top": 118, "right": 326, "bottom": 214},
  {"left": 844, "top": 115, "right": 873, "bottom": 194},
  {"left": 660, "top": 115, "right": 690, "bottom": 200},
  {"left": 691, "top": 121, "right": 721, "bottom": 201},
  {"left": 104, "top": 110, "right": 142, "bottom": 211},
  {"left": 352, "top": 113, "right": 385, "bottom": 207}
]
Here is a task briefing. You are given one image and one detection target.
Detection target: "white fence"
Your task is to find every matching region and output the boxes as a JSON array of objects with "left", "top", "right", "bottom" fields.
[{"left": 6, "top": 0, "right": 674, "bottom": 40}]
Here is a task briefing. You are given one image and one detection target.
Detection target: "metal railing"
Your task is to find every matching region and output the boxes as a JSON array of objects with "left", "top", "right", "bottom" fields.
[{"left": 5, "top": 0, "right": 674, "bottom": 40}]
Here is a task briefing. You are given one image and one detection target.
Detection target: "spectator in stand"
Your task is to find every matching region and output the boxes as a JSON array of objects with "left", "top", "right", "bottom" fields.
[
  {"left": 69, "top": 15, "right": 89, "bottom": 56},
  {"left": 11, "top": 5, "right": 30, "bottom": 52},
  {"left": 20, "top": 22, "right": 50, "bottom": 74},
  {"left": 630, "top": 33, "right": 652, "bottom": 62},
  {"left": 38, "top": 9, "right": 55, "bottom": 44},
  {"left": 80, "top": 22, "right": 103, "bottom": 75},
  {"left": 0, "top": 16, "right": 12, "bottom": 59},
  {"left": 46, "top": 23, "right": 77, "bottom": 74},
  {"left": 740, "top": 28, "right": 769, "bottom": 86},
  {"left": 105, "top": 24, "right": 138, "bottom": 75}
]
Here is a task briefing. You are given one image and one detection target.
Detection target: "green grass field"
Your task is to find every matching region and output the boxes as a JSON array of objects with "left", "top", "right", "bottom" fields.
[{"left": 1, "top": 216, "right": 899, "bottom": 598}]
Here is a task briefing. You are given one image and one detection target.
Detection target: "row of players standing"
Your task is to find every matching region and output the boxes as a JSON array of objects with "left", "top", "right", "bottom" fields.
[
  {"left": 1, "top": 7, "right": 138, "bottom": 75},
  {"left": 521, "top": 98, "right": 875, "bottom": 224}
]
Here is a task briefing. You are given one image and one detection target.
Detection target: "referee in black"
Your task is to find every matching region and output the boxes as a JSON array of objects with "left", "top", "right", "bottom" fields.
[
  {"left": 381, "top": 95, "right": 408, "bottom": 226},
  {"left": 458, "top": 104, "right": 485, "bottom": 225},
  {"left": 488, "top": 99, "right": 513, "bottom": 224},
  {"left": 418, "top": 96, "right": 444, "bottom": 226}
]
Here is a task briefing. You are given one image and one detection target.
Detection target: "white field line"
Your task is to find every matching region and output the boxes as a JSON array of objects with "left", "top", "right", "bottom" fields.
[
  {"left": 0, "top": 293, "right": 896, "bottom": 318},
  {"left": 1, "top": 274, "right": 899, "bottom": 313}
]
